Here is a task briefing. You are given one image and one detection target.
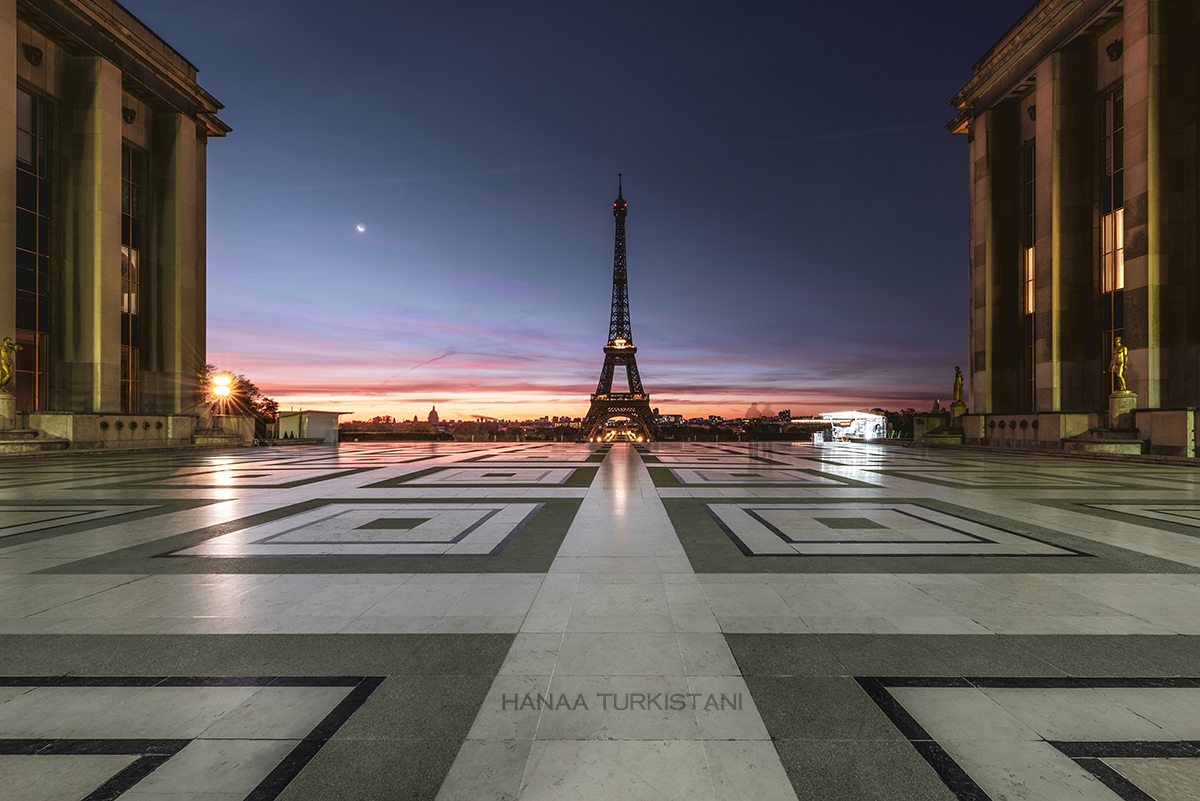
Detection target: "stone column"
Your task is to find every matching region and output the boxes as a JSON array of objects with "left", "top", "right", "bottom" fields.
[
  {"left": 58, "top": 54, "right": 122, "bottom": 413},
  {"left": 1044, "top": 46, "right": 1093, "bottom": 412},
  {"left": 968, "top": 112, "right": 992, "bottom": 413},
  {"left": 1122, "top": 0, "right": 1166, "bottom": 407},
  {"left": 144, "top": 111, "right": 199, "bottom": 415},
  {"left": 973, "top": 106, "right": 1020, "bottom": 414}
]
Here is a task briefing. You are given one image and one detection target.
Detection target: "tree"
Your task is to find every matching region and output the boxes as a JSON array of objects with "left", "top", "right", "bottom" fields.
[
  {"left": 879, "top": 408, "right": 916, "bottom": 438},
  {"left": 200, "top": 364, "right": 278, "bottom": 422},
  {"left": 453, "top": 421, "right": 481, "bottom": 441}
]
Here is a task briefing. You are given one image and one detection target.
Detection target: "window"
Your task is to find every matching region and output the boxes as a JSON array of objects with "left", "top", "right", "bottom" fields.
[
  {"left": 1022, "top": 145, "right": 1036, "bottom": 315},
  {"left": 15, "top": 88, "right": 50, "bottom": 412},
  {"left": 1101, "top": 88, "right": 1124, "bottom": 392},
  {"left": 1102, "top": 208, "right": 1124, "bottom": 294},
  {"left": 1021, "top": 143, "right": 1036, "bottom": 411},
  {"left": 1101, "top": 89, "right": 1124, "bottom": 293},
  {"left": 121, "top": 146, "right": 142, "bottom": 413}
]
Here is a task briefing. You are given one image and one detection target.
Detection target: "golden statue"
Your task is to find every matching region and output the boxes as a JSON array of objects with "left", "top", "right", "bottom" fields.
[
  {"left": 953, "top": 366, "right": 964, "bottom": 403},
  {"left": 0, "top": 337, "right": 21, "bottom": 394},
  {"left": 1109, "top": 336, "right": 1128, "bottom": 393}
]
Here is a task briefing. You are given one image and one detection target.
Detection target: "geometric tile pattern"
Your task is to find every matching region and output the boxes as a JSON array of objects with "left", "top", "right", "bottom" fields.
[
  {"left": 704, "top": 502, "right": 1080, "bottom": 557},
  {"left": 470, "top": 452, "right": 598, "bottom": 463},
  {"left": 874, "top": 470, "right": 1119, "bottom": 488},
  {"left": 1088, "top": 503, "right": 1200, "bottom": 528},
  {"left": 168, "top": 502, "right": 543, "bottom": 558},
  {"left": 859, "top": 676, "right": 1200, "bottom": 801},
  {"left": 0, "top": 505, "right": 157, "bottom": 539},
  {"left": 405, "top": 468, "right": 577, "bottom": 485},
  {"left": 0, "top": 675, "right": 380, "bottom": 801},
  {"left": 670, "top": 469, "right": 850, "bottom": 486},
  {"left": 140, "top": 467, "right": 371, "bottom": 488},
  {"left": 6, "top": 440, "right": 1200, "bottom": 800}
]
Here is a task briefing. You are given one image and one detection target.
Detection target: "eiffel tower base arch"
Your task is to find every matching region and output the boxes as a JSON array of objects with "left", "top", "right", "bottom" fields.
[{"left": 579, "top": 394, "right": 659, "bottom": 442}]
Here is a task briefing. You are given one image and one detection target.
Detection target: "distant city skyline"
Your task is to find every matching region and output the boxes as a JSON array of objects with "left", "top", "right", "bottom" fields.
[{"left": 126, "top": 1, "right": 1034, "bottom": 420}]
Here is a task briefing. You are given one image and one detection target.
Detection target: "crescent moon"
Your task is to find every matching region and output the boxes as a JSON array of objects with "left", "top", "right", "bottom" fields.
[{"left": 356, "top": 225, "right": 365, "bottom": 232}]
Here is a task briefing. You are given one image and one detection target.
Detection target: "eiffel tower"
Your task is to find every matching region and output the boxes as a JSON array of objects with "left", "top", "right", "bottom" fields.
[{"left": 580, "top": 177, "right": 659, "bottom": 442}]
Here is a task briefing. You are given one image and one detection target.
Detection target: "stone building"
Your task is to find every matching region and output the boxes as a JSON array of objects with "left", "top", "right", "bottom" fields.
[
  {"left": 949, "top": 0, "right": 1199, "bottom": 456},
  {"left": 1, "top": 0, "right": 226, "bottom": 449}
]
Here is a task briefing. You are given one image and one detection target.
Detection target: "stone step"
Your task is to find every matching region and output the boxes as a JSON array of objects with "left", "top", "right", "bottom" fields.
[
  {"left": 191, "top": 430, "right": 243, "bottom": 446},
  {"left": 0, "top": 429, "right": 70, "bottom": 454},
  {"left": 924, "top": 432, "right": 964, "bottom": 445},
  {"left": 0, "top": 429, "right": 43, "bottom": 441},
  {"left": 1062, "top": 429, "right": 1147, "bottom": 455},
  {"left": 1067, "top": 427, "right": 1145, "bottom": 441}
]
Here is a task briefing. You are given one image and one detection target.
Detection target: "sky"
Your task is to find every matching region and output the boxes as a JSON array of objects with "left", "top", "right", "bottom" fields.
[{"left": 126, "top": 1, "right": 1035, "bottom": 422}]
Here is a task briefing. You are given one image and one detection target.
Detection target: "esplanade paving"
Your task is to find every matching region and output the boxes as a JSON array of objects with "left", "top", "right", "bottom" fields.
[{"left": 2, "top": 443, "right": 1200, "bottom": 799}]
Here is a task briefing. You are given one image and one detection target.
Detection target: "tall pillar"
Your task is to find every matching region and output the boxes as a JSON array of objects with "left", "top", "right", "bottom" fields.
[
  {"left": 1121, "top": 0, "right": 1166, "bottom": 407},
  {"left": 976, "top": 106, "right": 1020, "bottom": 414},
  {"left": 57, "top": 55, "right": 122, "bottom": 412},
  {"left": 144, "top": 111, "right": 199, "bottom": 414},
  {"left": 192, "top": 127, "right": 207, "bottom": 406},
  {"left": 0, "top": 0, "right": 16, "bottom": 344},
  {"left": 1143, "top": 0, "right": 1166, "bottom": 407},
  {"left": 968, "top": 114, "right": 991, "bottom": 412},
  {"left": 1044, "top": 46, "right": 1093, "bottom": 412}
]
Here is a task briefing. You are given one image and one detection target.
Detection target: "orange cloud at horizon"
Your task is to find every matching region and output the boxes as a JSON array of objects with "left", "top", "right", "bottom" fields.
[
  {"left": 265, "top": 389, "right": 938, "bottom": 423},
  {"left": 206, "top": 305, "right": 957, "bottom": 424}
]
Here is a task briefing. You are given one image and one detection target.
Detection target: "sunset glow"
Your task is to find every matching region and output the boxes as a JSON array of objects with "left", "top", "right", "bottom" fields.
[{"left": 120, "top": 1, "right": 1037, "bottom": 423}]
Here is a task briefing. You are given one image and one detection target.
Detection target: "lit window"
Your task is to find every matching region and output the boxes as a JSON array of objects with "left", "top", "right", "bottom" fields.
[
  {"left": 1022, "top": 144, "right": 1036, "bottom": 314},
  {"left": 1101, "top": 88, "right": 1124, "bottom": 293},
  {"left": 1024, "top": 246, "right": 1036, "bottom": 314},
  {"left": 1101, "top": 87, "right": 1125, "bottom": 393},
  {"left": 1102, "top": 207, "right": 1124, "bottom": 293}
]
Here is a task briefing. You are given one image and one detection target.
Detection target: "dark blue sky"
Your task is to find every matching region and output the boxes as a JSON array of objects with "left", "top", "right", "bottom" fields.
[{"left": 127, "top": 0, "right": 1033, "bottom": 420}]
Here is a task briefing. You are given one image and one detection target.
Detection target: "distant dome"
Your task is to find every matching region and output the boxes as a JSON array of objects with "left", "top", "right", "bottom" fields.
[{"left": 428, "top": 406, "right": 439, "bottom": 425}]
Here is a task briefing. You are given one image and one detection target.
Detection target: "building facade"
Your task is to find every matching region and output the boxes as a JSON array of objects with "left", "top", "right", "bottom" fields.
[
  {"left": 2, "top": 0, "right": 226, "bottom": 449},
  {"left": 949, "top": 0, "right": 1200, "bottom": 456}
]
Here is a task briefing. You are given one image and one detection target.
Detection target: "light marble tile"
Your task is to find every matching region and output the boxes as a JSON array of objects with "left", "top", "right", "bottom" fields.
[
  {"left": 435, "top": 740, "right": 531, "bottom": 801},
  {"left": 521, "top": 740, "right": 715, "bottom": 800},
  {"left": 555, "top": 633, "right": 686, "bottom": 676}
]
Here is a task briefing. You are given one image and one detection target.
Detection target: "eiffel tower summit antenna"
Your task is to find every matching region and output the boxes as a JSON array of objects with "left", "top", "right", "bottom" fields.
[{"left": 580, "top": 178, "right": 659, "bottom": 442}]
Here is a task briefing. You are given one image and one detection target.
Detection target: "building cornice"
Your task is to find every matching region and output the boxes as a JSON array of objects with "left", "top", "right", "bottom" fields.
[
  {"left": 947, "top": 0, "right": 1122, "bottom": 133},
  {"left": 18, "top": 0, "right": 229, "bottom": 136}
]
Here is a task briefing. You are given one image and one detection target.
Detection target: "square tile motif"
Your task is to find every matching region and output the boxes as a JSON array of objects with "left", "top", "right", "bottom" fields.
[
  {"left": 668, "top": 469, "right": 859, "bottom": 486},
  {"left": 126, "top": 467, "right": 372, "bottom": 489},
  {"left": 650, "top": 455, "right": 779, "bottom": 465},
  {"left": 471, "top": 452, "right": 598, "bottom": 463},
  {"left": 703, "top": 502, "right": 1079, "bottom": 557},
  {"left": 859, "top": 676, "right": 1200, "bottom": 801},
  {"left": 167, "top": 502, "right": 543, "bottom": 558},
  {"left": 877, "top": 470, "right": 1124, "bottom": 489},
  {"left": 0, "top": 675, "right": 379, "bottom": 801},
  {"left": 401, "top": 467, "right": 579, "bottom": 485},
  {"left": 0, "top": 505, "right": 158, "bottom": 540},
  {"left": 1088, "top": 504, "right": 1200, "bottom": 528}
]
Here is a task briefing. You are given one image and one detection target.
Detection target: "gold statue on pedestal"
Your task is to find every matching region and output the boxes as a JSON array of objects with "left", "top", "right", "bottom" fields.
[
  {"left": 0, "top": 337, "right": 22, "bottom": 394},
  {"left": 1109, "top": 336, "right": 1129, "bottom": 393},
  {"left": 953, "top": 366, "right": 964, "bottom": 403}
]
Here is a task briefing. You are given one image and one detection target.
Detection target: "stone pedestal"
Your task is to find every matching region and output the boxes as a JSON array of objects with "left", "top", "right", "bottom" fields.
[
  {"left": 950, "top": 401, "right": 967, "bottom": 427},
  {"left": 0, "top": 393, "right": 14, "bottom": 430},
  {"left": 1109, "top": 391, "right": 1137, "bottom": 430}
]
